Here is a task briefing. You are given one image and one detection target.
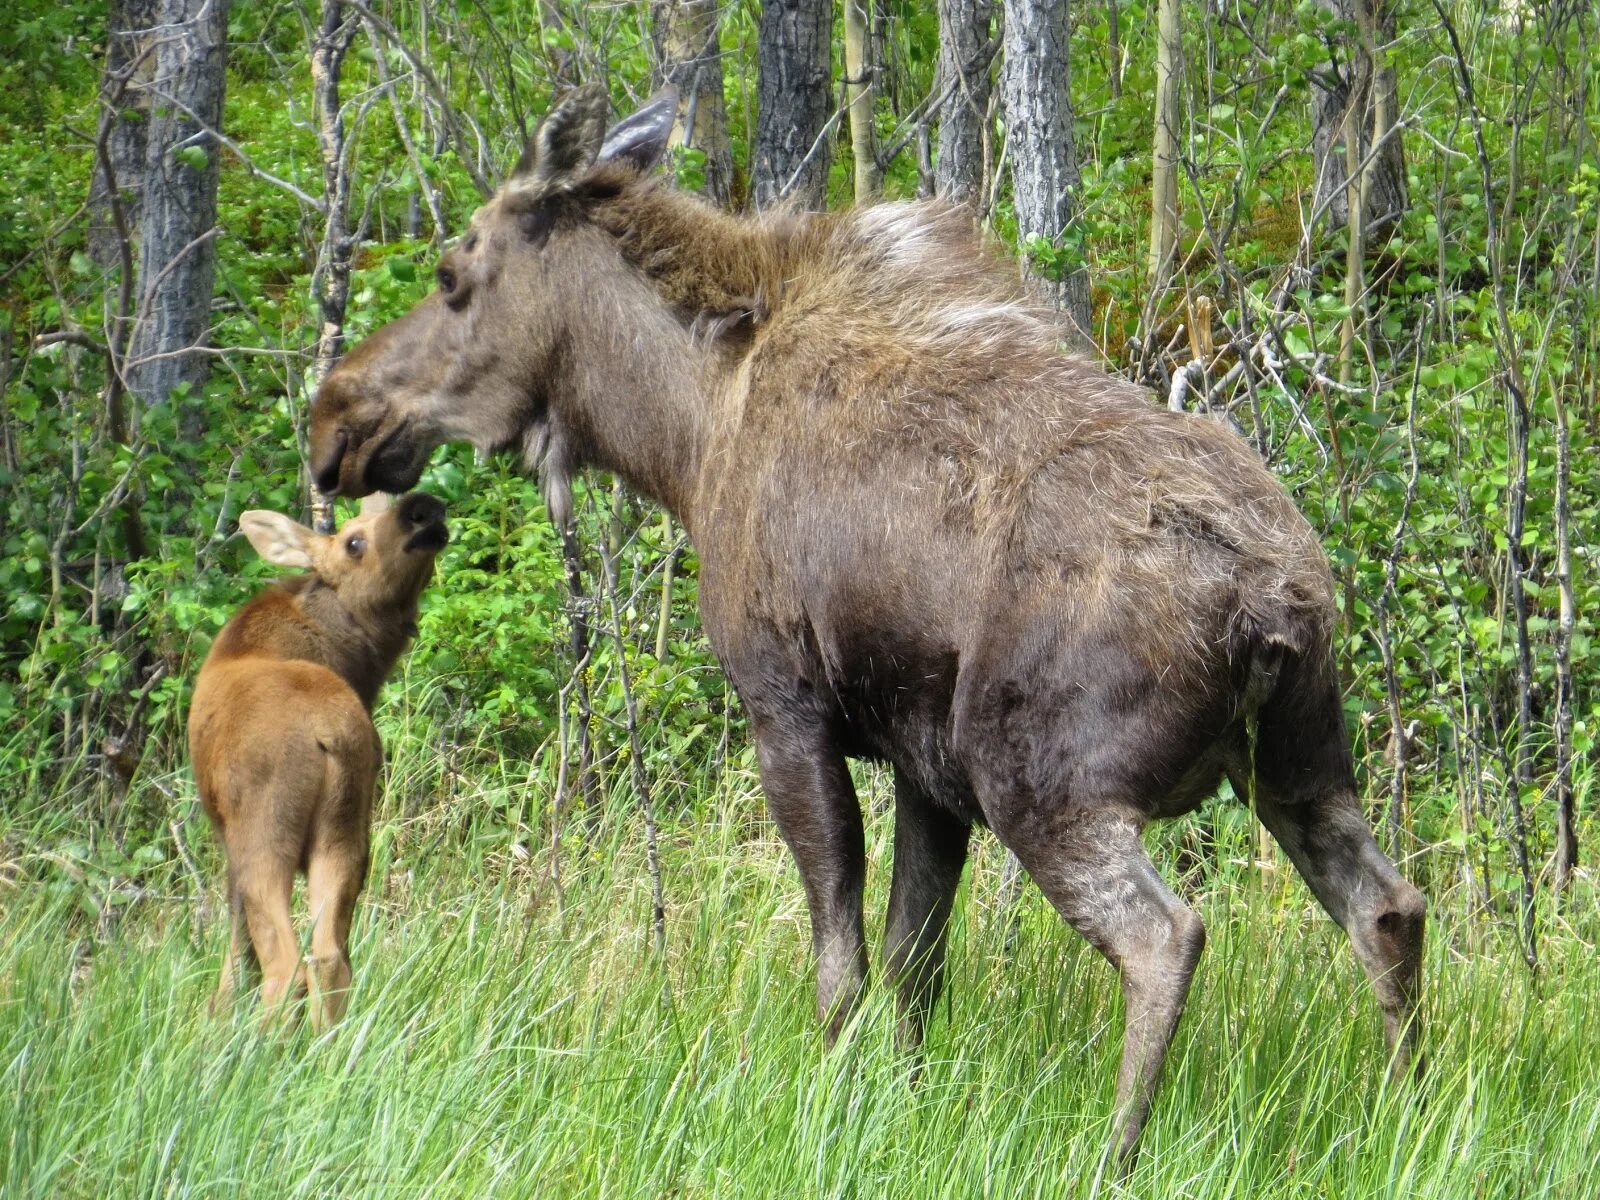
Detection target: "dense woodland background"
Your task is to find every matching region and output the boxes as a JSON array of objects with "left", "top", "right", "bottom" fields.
[{"left": 2, "top": 3, "right": 1600, "bottom": 1194}]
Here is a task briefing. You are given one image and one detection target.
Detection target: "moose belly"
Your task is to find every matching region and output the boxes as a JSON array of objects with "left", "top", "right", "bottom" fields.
[{"left": 828, "top": 645, "right": 986, "bottom": 824}]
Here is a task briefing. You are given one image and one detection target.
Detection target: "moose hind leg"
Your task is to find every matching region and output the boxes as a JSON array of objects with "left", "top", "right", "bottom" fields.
[
  {"left": 212, "top": 863, "right": 257, "bottom": 1015},
  {"left": 753, "top": 717, "right": 868, "bottom": 1045},
  {"left": 995, "top": 805, "right": 1206, "bottom": 1170},
  {"left": 236, "top": 855, "right": 304, "bottom": 1024},
  {"left": 305, "top": 836, "right": 367, "bottom": 1032},
  {"left": 883, "top": 771, "right": 970, "bottom": 1053},
  {"left": 1252, "top": 790, "right": 1425, "bottom": 1076}
]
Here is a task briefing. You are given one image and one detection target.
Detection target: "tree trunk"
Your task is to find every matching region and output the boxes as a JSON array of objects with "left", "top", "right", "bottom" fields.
[
  {"left": 127, "top": 0, "right": 232, "bottom": 419},
  {"left": 843, "top": 0, "right": 881, "bottom": 201},
  {"left": 88, "top": 0, "right": 160, "bottom": 268},
  {"left": 752, "top": 0, "right": 833, "bottom": 210},
  {"left": 1106, "top": 0, "right": 1121, "bottom": 100},
  {"left": 652, "top": 0, "right": 736, "bottom": 207},
  {"left": 1001, "top": 0, "right": 1091, "bottom": 345},
  {"left": 934, "top": 0, "right": 993, "bottom": 206},
  {"left": 540, "top": 0, "right": 578, "bottom": 91},
  {"left": 1311, "top": 0, "right": 1406, "bottom": 233},
  {"left": 1552, "top": 378, "right": 1577, "bottom": 893},
  {"left": 1148, "top": 0, "right": 1180, "bottom": 288},
  {"left": 309, "top": 1, "right": 358, "bottom": 532}
]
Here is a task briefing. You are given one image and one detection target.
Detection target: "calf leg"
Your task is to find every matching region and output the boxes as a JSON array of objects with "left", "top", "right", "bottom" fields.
[
  {"left": 753, "top": 717, "right": 867, "bottom": 1045},
  {"left": 883, "top": 772, "right": 970, "bottom": 1052},
  {"left": 235, "top": 855, "right": 303, "bottom": 1023},
  {"left": 995, "top": 805, "right": 1206, "bottom": 1171},
  {"left": 305, "top": 837, "right": 367, "bottom": 1032},
  {"left": 1250, "top": 789, "right": 1425, "bottom": 1076},
  {"left": 212, "top": 865, "right": 256, "bottom": 1014}
]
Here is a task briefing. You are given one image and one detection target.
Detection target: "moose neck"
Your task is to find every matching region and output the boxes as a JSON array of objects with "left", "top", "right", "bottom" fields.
[
  {"left": 545, "top": 232, "right": 725, "bottom": 529},
  {"left": 297, "top": 579, "right": 416, "bottom": 709}
]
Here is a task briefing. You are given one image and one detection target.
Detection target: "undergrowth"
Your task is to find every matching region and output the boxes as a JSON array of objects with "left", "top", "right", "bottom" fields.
[{"left": 3, "top": 757, "right": 1598, "bottom": 1199}]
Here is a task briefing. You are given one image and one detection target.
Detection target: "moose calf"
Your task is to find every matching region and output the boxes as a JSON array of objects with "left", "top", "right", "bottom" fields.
[{"left": 189, "top": 492, "right": 447, "bottom": 1028}]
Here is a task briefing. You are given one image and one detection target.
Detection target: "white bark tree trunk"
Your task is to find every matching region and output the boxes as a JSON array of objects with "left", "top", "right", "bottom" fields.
[
  {"left": 1001, "top": 0, "right": 1091, "bottom": 345},
  {"left": 309, "top": 0, "right": 357, "bottom": 532},
  {"left": 1148, "top": 0, "right": 1180, "bottom": 288},
  {"left": 652, "top": 0, "right": 736, "bottom": 207},
  {"left": 843, "top": 0, "right": 881, "bottom": 201}
]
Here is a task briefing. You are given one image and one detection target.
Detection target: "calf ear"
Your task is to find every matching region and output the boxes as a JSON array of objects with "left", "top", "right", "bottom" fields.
[
  {"left": 359, "top": 492, "right": 393, "bottom": 518},
  {"left": 239, "top": 511, "right": 315, "bottom": 569},
  {"left": 598, "top": 86, "right": 678, "bottom": 173},
  {"left": 510, "top": 82, "right": 609, "bottom": 193}
]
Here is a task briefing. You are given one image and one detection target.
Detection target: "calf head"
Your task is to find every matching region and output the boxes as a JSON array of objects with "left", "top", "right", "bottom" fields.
[{"left": 239, "top": 492, "right": 449, "bottom": 619}]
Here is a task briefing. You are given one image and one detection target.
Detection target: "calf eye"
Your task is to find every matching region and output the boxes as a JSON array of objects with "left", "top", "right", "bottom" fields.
[
  {"left": 346, "top": 535, "right": 367, "bottom": 558},
  {"left": 436, "top": 265, "right": 456, "bottom": 295}
]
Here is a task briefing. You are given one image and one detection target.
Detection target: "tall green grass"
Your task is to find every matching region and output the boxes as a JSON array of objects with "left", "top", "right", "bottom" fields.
[{"left": 4, "top": 763, "right": 1599, "bottom": 1198}]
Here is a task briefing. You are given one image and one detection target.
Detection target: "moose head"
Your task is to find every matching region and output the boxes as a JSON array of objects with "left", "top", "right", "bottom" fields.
[{"left": 310, "top": 84, "right": 682, "bottom": 522}]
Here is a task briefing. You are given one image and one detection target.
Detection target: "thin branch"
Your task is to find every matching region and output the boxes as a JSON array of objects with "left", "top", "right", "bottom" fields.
[
  {"left": 876, "top": 34, "right": 1001, "bottom": 171},
  {"left": 139, "top": 83, "right": 328, "bottom": 212},
  {"left": 340, "top": 0, "right": 496, "bottom": 196}
]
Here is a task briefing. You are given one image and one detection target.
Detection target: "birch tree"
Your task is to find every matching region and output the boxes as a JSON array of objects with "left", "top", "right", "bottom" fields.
[
  {"left": 1001, "top": 0, "right": 1091, "bottom": 344},
  {"left": 1148, "top": 0, "right": 1180, "bottom": 287},
  {"left": 308, "top": 0, "right": 359, "bottom": 532},
  {"left": 843, "top": 0, "right": 881, "bottom": 201},
  {"left": 651, "top": 0, "right": 736, "bottom": 207}
]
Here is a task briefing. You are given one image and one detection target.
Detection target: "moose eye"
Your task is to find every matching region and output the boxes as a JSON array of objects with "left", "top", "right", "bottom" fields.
[
  {"left": 346, "top": 535, "right": 367, "bottom": 558},
  {"left": 435, "top": 265, "right": 456, "bottom": 295}
]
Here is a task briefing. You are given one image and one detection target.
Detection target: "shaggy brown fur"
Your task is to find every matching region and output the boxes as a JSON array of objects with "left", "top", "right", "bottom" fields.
[
  {"left": 189, "top": 493, "right": 446, "bottom": 1028},
  {"left": 309, "top": 85, "right": 1423, "bottom": 1167}
]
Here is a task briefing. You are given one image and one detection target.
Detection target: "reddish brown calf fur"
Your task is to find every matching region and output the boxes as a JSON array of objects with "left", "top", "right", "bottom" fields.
[{"left": 189, "top": 492, "right": 446, "bottom": 1028}]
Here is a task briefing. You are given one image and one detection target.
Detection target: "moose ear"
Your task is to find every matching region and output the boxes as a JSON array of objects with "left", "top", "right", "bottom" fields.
[
  {"left": 358, "top": 491, "right": 393, "bottom": 518},
  {"left": 510, "top": 82, "right": 610, "bottom": 193},
  {"left": 239, "top": 510, "right": 315, "bottom": 569},
  {"left": 598, "top": 86, "right": 678, "bottom": 173}
]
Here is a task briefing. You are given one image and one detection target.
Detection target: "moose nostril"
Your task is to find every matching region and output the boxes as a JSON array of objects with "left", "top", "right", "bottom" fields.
[
  {"left": 312, "top": 429, "right": 348, "bottom": 495},
  {"left": 399, "top": 494, "right": 444, "bottom": 526}
]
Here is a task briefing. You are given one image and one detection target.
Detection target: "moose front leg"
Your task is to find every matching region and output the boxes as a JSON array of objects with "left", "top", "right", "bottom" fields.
[{"left": 753, "top": 716, "right": 868, "bottom": 1045}]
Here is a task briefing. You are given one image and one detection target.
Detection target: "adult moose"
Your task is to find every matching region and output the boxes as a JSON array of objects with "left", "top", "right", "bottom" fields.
[{"left": 309, "top": 84, "right": 1424, "bottom": 1164}]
